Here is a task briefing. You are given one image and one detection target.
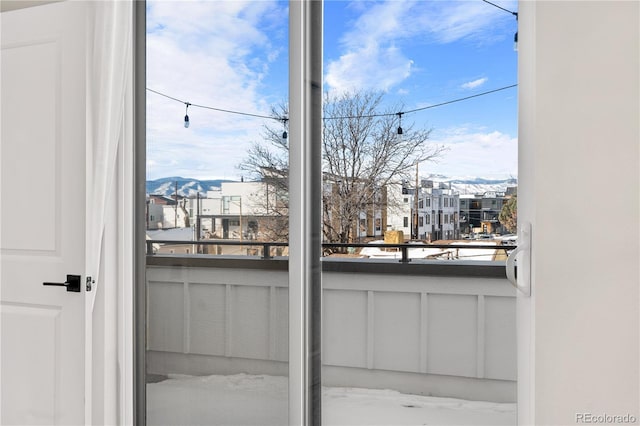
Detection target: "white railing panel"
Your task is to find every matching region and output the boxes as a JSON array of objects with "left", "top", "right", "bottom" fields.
[
  {"left": 148, "top": 281, "right": 184, "bottom": 353},
  {"left": 427, "top": 294, "right": 478, "bottom": 377},
  {"left": 272, "top": 287, "right": 289, "bottom": 362},
  {"left": 230, "top": 285, "right": 271, "bottom": 360},
  {"left": 484, "top": 295, "right": 517, "bottom": 380},
  {"left": 188, "top": 283, "right": 226, "bottom": 356},
  {"left": 323, "top": 289, "right": 368, "bottom": 368},
  {"left": 373, "top": 292, "right": 422, "bottom": 372}
]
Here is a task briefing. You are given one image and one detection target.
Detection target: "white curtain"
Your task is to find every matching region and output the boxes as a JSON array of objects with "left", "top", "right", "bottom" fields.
[{"left": 85, "top": 1, "right": 134, "bottom": 424}]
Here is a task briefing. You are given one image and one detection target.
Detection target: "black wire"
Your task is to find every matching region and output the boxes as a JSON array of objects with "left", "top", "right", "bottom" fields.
[
  {"left": 481, "top": 0, "right": 518, "bottom": 17},
  {"left": 403, "top": 84, "right": 518, "bottom": 114},
  {"left": 327, "top": 84, "right": 518, "bottom": 119},
  {"left": 323, "top": 110, "right": 400, "bottom": 120},
  {"left": 147, "top": 88, "right": 285, "bottom": 121},
  {"left": 147, "top": 84, "right": 518, "bottom": 122}
]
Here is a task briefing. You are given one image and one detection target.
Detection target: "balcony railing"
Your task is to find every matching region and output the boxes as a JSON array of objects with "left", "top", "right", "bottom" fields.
[
  {"left": 146, "top": 239, "right": 516, "bottom": 263},
  {"left": 146, "top": 251, "right": 516, "bottom": 403}
]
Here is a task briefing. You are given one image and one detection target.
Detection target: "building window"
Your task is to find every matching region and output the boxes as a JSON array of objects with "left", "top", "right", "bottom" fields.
[
  {"left": 403, "top": 217, "right": 409, "bottom": 228},
  {"left": 419, "top": 216, "right": 424, "bottom": 227}
]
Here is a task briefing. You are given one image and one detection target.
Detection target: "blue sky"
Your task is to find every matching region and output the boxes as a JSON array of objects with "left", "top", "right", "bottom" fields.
[{"left": 146, "top": 0, "right": 518, "bottom": 181}]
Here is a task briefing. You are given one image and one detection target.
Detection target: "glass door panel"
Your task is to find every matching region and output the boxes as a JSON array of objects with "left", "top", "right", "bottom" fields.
[
  {"left": 145, "top": 2, "right": 289, "bottom": 424},
  {"left": 321, "top": 1, "right": 518, "bottom": 425}
]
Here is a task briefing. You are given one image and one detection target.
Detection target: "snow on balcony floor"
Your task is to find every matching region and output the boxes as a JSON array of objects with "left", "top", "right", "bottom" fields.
[{"left": 147, "top": 373, "right": 516, "bottom": 426}]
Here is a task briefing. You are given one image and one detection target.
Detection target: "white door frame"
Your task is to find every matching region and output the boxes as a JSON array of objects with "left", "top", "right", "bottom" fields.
[
  {"left": 288, "top": 2, "right": 324, "bottom": 425},
  {"left": 516, "top": 1, "right": 640, "bottom": 425}
]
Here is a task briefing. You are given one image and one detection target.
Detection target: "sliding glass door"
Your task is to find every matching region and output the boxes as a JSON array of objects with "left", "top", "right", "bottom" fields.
[{"left": 140, "top": 1, "right": 518, "bottom": 425}]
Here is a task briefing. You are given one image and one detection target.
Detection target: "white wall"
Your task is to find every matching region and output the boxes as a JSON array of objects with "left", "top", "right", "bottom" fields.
[
  {"left": 220, "top": 181, "right": 268, "bottom": 215},
  {"left": 147, "top": 203, "right": 163, "bottom": 229},
  {"left": 386, "top": 184, "right": 412, "bottom": 236},
  {"left": 161, "top": 204, "right": 188, "bottom": 229},
  {"left": 519, "top": 1, "right": 639, "bottom": 424}
]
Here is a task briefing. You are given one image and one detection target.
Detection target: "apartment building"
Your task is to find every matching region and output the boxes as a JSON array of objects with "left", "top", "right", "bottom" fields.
[
  {"left": 387, "top": 180, "right": 460, "bottom": 241},
  {"left": 459, "top": 187, "right": 516, "bottom": 235}
]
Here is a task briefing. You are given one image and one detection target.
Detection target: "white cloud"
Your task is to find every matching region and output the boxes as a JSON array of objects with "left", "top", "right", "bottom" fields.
[
  {"left": 325, "top": 0, "right": 516, "bottom": 93},
  {"left": 146, "top": 0, "right": 287, "bottom": 180},
  {"left": 325, "top": 46, "right": 413, "bottom": 94},
  {"left": 425, "top": 127, "right": 517, "bottom": 179},
  {"left": 145, "top": 0, "right": 517, "bottom": 180},
  {"left": 461, "top": 77, "right": 488, "bottom": 90}
]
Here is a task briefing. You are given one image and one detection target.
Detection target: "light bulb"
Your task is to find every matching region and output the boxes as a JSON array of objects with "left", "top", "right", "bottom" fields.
[
  {"left": 184, "top": 103, "right": 191, "bottom": 128},
  {"left": 397, "top": 126, "right": 403, "bottom": 135},
  {"left": 282, "top": 131, "right": 288, "bottom": 139}
]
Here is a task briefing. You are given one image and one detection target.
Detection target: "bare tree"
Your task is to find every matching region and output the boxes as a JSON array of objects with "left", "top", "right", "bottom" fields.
[
  {"left": 239, "top": 91, "right": 446, "bottom": 243},
  {"left": 180, "top": 198, "right": 190, "bottom": 228},
  {"left": 239, "top": 104, "right": 290, "bottom": 242},
  {"left": 499, "top": 194, "right": 517, "bottom": 233}
]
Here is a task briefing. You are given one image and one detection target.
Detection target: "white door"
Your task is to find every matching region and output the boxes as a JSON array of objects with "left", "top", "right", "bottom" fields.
[{"left": 1, "top": 2, "right": 87, "bottom": 424}]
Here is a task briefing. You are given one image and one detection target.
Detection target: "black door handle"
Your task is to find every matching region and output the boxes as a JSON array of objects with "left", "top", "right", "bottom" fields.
[{"left": 43, "top": 275, "right": 81, "bottom": 292}]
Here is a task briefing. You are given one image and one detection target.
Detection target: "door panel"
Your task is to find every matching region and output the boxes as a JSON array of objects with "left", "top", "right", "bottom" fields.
[
  {"left": 1, "top": 2, "right": 87, "bottom": 424},
  {"left": 1, "top": 40, "right": 59, "bottom": 253}
]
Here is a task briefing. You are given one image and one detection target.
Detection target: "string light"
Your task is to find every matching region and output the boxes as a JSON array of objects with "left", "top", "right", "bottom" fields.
[
  {"left": 481, "top": 0, "right": 517, "bottom": 17},
  {"left": 184, "top": 103, "right": 190, "bottom": 128},
  {"left": 147, "top": 88, "right": 285, "bottom": 122},
  {"left": 147, "top": 84, "right": 518, "bottom": 133},
  {"left": 481, "top": 0, "right": 518, "bottom": 51}
]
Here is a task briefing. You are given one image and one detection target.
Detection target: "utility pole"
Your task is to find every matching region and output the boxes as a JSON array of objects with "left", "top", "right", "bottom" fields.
[
  {"left": 239, "top": 197, "right": 243, "bottom": 242},
  {"left": 174, "top": 180, "right": 178, "bottom": 228},
  {"left": 196, "top": 192, "right": 201, "bottom": 253},
  {"left": 414, "top": 162, "right": 419, "bottom": 240}
]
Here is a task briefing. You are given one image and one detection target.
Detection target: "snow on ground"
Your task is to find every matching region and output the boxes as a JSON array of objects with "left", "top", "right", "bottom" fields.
[
  {"left": 359, "top": 240, "right": 505, "bottom": 261},
  {"left": 147, "top": 373, "right": 516, "bottom": 426}
]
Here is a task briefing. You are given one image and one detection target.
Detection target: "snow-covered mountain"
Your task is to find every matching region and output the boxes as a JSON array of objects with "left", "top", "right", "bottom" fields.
[
  {"left": 146, "top": 177, "right": 234, "bottom": 197},
  {"left": 425, "top": 175, "right": 517, "bottom": 195},
  {"left": 146, "top": 176, "right": 517, "bottom": 198}
]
